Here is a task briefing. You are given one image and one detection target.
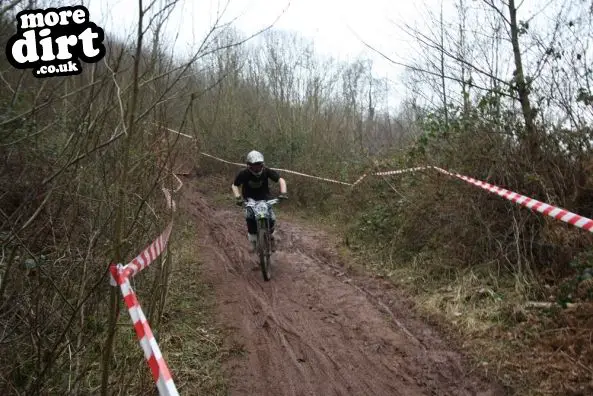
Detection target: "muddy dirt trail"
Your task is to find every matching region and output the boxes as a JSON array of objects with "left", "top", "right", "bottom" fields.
[{"left": 181, "top": 182, "right": 508, "bottom": 396}]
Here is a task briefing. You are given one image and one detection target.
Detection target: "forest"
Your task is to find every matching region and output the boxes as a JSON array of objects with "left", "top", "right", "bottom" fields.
[{"left": 1, "top": 0, "right": 592, "bottom": 394}]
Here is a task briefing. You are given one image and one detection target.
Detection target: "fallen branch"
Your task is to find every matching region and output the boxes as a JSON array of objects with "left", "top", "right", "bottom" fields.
[{"left": 524, "top": 301, "right": 578, "bottom": 309}]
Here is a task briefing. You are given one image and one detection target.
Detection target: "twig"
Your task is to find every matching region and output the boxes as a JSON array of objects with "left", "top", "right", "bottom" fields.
[
  {"left": 18, "top": 190, "right": 53, "bottom": 232},
  {"left": 524, "top": 301, "right": 578, "bottom": 309},
  {"left": 103, "top": 59, "right": 128, "bottom": 136},
  {"left": 182, "top": 323, "right": 220, "bottom": 351},
  {"left": 560, "top": 350, "right": 593, "bottom": 374}
]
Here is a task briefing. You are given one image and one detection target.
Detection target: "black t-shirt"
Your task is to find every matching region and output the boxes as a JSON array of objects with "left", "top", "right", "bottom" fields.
[{"left": 233, "top": 168, "right": 280, "bottom": 200}]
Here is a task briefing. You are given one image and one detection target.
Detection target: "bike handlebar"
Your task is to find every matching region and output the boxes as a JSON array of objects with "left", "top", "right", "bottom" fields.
[{"left": 241, "top": 196, "right": 287, "bottom": 207}]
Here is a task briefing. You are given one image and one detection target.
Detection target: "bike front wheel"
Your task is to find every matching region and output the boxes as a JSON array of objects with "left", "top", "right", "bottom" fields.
[{"left": 257, "top": 219, "right": 272, "bottom": 281}]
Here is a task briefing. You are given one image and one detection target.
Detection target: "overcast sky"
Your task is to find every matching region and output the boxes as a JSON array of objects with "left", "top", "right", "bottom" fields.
[
  {"left": 84, "top": 0, "right": 461, "bottom": 106},
  {"left": 86, "top": 0, "right": 434, "bottom": 60},
  {"left": 75, "top": 0, "right": 568, "bottom": 111}
]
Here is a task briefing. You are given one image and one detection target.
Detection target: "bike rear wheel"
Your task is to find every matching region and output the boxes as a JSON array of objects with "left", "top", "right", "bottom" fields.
[{"left": 257, "top": 219, "right": 272, "bottom": 281}]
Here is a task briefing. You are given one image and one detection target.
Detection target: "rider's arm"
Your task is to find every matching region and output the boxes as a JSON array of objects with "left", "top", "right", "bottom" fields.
[
  {"left": 231, "top": 184, "right": 241, "bottom": 199},
  {"left": 267, "top": 169, "right": 287, "bottom": 194},
  {"left": 279, "top": 177, "right": 287, "bottom": 194},
  {"left": 232, "top": 171, "right": 244, "bottom": 199}
]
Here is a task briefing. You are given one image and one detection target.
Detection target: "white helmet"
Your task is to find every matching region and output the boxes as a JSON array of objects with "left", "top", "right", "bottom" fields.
[{"left": 245, "top": 150, "right": 265, "bottom": 176}]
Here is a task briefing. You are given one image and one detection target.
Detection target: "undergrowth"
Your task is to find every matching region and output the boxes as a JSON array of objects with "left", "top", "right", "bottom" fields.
[
  {"left": 340, "top": 218, "right": 593, "bottom": 396},
  {"left": 157, "top": 219, "right": 227, "bottom": 395}
]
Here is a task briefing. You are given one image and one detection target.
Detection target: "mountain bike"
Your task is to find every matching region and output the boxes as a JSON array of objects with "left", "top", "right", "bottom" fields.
[{"left": 243, "top": 197, "right": 284, "bottom": 281}]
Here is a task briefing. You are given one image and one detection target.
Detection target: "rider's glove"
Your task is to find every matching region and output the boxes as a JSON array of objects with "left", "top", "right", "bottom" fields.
[
  {"left": 235, "top": 197, "right": 244, "bottom": 206},
  {"left": 278, "top": 194, "right": 288, "bottom": 200}
]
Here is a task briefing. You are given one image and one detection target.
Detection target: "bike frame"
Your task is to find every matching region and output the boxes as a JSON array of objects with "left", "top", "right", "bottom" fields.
[{"left": 244, "top": 198, "right": 280, "bottom": 281}]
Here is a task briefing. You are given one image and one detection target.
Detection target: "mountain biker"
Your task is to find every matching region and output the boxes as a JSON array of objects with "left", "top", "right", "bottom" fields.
[{"left": 231, "top": 150, "right": 287, "bottom": 252}]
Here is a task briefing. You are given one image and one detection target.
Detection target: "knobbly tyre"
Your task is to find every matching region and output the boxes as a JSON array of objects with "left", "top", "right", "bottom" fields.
[{"left": 243, "top": 196, "right": 286, "bottom": 281}]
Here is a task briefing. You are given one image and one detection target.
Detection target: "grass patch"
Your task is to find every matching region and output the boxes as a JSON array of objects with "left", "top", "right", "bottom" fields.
[
  {"left": 155, "top": 219, "right": 228, "bottom": 395},
  {"left": 357, "top": 248, "right": 593, "bottom": 395}
]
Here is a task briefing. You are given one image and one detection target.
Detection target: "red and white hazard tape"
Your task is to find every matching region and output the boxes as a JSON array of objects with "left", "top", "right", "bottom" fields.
[
  {"left": 200, "top": 152, "right": 244, "bottom": 167},
  {"left": 162, "top": 187, "right": 176, "bottom": 211},
  {"left": 351, "top": 173, "right": 368, "bottom": 187},
  {"left": 109, "top": 183, "right": 180, "bottom": 396},
  {"left": 119, "top": 221, "right": 173, "bottom": 279},
  {"left": 374, "top": 166, "right": 430, "bottom": 176},
  {"left": 200, "top": 149, "right": 593, "bottom": 234},
  {"left": 172, "top": 174, "right": 183, "bottom": 193},
  {"left": 109, "top": 264, "right": 179, "bottom": 396},
  {"left": 200, "top": 152, "right": 355, "bottom": 186},
  {"left": 268, "top": 166, "right": 354, "bottom": 186},
  {"left": 432, "top": 166, "right": 593, "bottom": 233}
]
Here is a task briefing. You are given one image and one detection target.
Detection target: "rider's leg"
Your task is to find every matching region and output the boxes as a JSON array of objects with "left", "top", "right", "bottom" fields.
[
  {"left": 269, "top": 208, "right": 277, "bottom": 251},
  {"left": 246, "top": 221, "right": 257, "bottom": 251},
  {"left": 247, "top": 231, "right": 257, "bottom": 251},
  {"left": 268, "top": 207, "right": 276, "bottom": 233},
  {"left": 244, "top": 209, "right": 257, "bottom": 252}
]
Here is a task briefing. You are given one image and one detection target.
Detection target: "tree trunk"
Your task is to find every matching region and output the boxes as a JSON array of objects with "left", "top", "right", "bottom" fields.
[
  {"left": 508, "top": 0, "right": 538, "bottom": 157},
  {"left": 440, "top": 1, "right": 449, "bottom": 128}
]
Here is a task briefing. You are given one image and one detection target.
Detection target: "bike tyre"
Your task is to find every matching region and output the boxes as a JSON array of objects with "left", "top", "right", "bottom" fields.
[{"left": 257, "top": 220, "right": 272, "bottom": 281}]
